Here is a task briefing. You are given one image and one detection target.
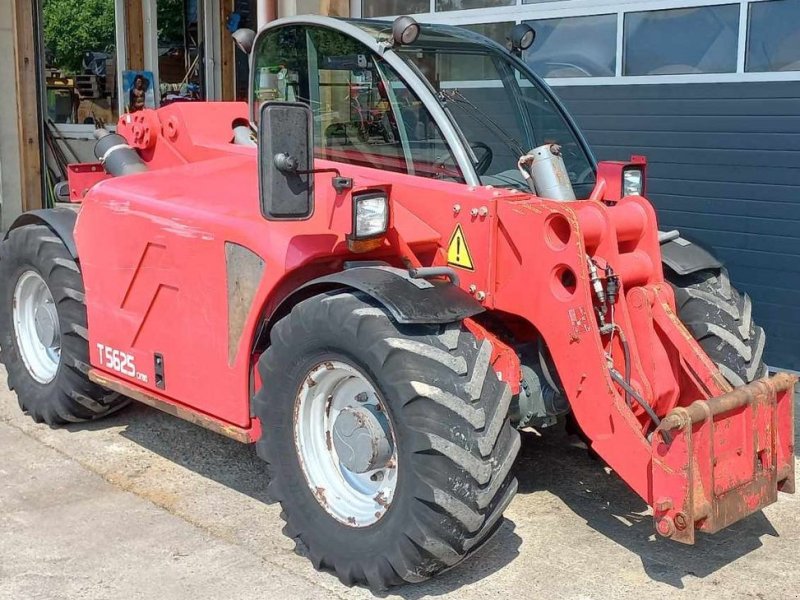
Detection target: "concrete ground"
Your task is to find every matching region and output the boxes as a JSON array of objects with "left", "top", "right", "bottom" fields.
[{"left": 1, "top": 368, "right": 798, "bottom": 600}]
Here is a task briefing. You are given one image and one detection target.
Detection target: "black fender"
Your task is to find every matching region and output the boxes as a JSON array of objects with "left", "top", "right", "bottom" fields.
[
  {"left": 280, "top": 266, "right": 485, "bottom": 326},
  {"left": 5, "top": 208, "right": 79, "bottom": 260},
  {"left": 659, "top": 230, "right": 721, "bottom": 276}
]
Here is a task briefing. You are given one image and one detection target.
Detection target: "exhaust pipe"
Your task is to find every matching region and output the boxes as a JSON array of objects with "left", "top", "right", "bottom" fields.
[{"left": 93, "top": 129, "right": 147, "bottom": 176}]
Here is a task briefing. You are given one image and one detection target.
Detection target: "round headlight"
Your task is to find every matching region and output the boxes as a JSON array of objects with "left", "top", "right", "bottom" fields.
[
  {"left": 392, "top": 16, "right": 421, "bottom": 46},
  {"left": 509, "top": 23, "right": 536, "bottom": 52}
]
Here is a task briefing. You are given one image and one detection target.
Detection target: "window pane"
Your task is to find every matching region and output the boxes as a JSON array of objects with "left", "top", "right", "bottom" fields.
[
  {"left": 434, "top": 22, "right": 513, "bottom": 80},
  {"left": 523, "top": 15, "right": 616, "bottom": 78},
  {"left": 747, "top": 0, "right": 800, "bottom": 72},
  {"left": 305, "top": 27, "right": 463, "bottom": 180},
  {"left": 464, "top": 22, "right": 512, "bottom": 46},
  {"left": 436, "top": 0, "right": 514, "bottom": 11},
  {"left": 362, "top": 0, "right": 428, "bottom": 17},
  {"left": 252, "top": 26, "right": 308, "bottom": 106},
  {"left": 399, "top": 37, "right": 596, "bottom": 196},
  {"left": 624, "top": 6, "right": 739, "bottom": 76}
]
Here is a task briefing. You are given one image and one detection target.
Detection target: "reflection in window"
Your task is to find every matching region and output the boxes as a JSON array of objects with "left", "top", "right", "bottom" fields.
[
  {"left": 254, "top": 26, "right": 462, "bottom": 179},
  {"left": 398, "top": 38, "right": 596, "bottom": 197},
  {"left": 522, "top": 15, "right": 616, "bottom": 78},
  {"left": 436, "top": 0, "right": 514, "bottom": 10},
  {"left": 437, "top": 22, "right": 514, "bottom": 80},
  {"left": 747, "top": 0, "right": 800, "bottom": 72},
  {"left": 463, "top": 22, "right": 513, "bottom": 46},
  {"left": 362, "top": 0, "right": 429, "bottom": 17},
  {"left": 252, "top": 26, "right": 308, "bottom": 107},
  {"left": 624, "top": 6, "right": 739, "bottom": 75}
]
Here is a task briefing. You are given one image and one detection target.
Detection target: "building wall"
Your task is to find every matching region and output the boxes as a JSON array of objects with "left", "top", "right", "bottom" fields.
[
  {"left": 557, "top": 81, "right": 800, "bottom": 370},
  {"left": 0, "top": 0, "right": 23, "bottom": 230}
]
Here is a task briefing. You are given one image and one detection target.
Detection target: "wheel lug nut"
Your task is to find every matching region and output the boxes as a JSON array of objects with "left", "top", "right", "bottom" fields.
[
  {"left": 371, "top": 471, "right": 384, "bottom": 482},
  {"left": 355, "top": 392, "right": 369, "bottom": 403}
]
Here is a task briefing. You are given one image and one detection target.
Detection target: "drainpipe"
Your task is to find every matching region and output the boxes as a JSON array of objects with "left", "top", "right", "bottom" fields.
[{"left": 257, "top": 0, "right": 278, "bottom": 29}]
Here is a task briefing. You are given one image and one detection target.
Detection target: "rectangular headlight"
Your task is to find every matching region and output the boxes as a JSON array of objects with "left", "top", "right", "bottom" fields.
[
  {"left": 353, "top": 192, "right": 389, "bottom": 239},
  {"left": 622, "top": 168, "right": 644, "bottom": 197}
]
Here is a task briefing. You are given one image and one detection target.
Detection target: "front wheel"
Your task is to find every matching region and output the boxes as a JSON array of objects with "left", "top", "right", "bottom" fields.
[{"left": 254, "top": 291, "right": 520, "bottom": 589}]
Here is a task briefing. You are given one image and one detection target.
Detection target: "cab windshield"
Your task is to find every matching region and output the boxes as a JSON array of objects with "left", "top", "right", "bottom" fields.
[
  {"left": 354, "top": 21, "right": 597, "bottom": 198},
  {"left": 251, "top": 20, "right": 596, "bottom": 197}
]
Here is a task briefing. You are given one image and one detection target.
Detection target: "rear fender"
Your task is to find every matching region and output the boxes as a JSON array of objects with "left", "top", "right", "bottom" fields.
[
  {"left": 5, "top": 208, "right": 79, "bottom": 260},
  {"left": 659, "top": 230, "right": 721, "bottom": 276}
]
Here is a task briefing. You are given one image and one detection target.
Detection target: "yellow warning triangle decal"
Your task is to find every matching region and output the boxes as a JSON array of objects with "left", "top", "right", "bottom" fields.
[{"left": 447, "top": 224, "right": 474, "bottom": 271}]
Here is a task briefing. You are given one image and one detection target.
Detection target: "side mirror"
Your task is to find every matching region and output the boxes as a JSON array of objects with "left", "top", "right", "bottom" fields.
[
  {"left": 259, "top": 102, "right": 314, "bottom": 220},
  {"left": 232, "top": 28, "right": 256, "bottom": 55}
]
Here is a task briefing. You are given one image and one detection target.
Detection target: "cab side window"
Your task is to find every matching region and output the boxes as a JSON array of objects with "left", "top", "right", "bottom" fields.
[
  {"left": 253, "top": 26, "right": 463, "bottom": 181},
  {"left": 252, "top": 26, "right": 309, "bottom": 105}
]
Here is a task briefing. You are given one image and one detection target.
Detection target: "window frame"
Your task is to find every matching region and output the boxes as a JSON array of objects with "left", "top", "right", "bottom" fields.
[
  {"left": 305, "top": 32, "right": 444, "bottom": 178},
  {"left": 744, "top": 0, "right": 800, "bottom": 73},
  {"left": 622, "top": 4, "right": 741, "bottom": 77},
  {"left": 522, "top": 13, "right": 618, "bottom": 79},
  {"left": 365, "top": 0, "right": 800, "bottom": 86},
  {"left": 249, "top": 17, "right": 483, "bottom": 185}
]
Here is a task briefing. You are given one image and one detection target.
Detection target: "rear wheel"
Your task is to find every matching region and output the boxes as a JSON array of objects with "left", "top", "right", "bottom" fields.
[
  {"left": 667, "top": 267, "right": 768, "bottom": 386},
  {"left": 0, "top": 224, "right": 128, "bottom": 424},
  {"left": 254, "top": 291, "right": 520, "bottom": 589}
]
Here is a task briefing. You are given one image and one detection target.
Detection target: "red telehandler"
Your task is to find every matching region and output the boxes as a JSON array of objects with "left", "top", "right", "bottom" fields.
[{"left": 0, "top": 16, "right": 794, "bottom": 589}]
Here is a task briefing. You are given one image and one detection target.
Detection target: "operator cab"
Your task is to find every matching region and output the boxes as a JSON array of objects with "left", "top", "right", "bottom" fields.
[{"left": 247, "top": 17, "right": 597, "bottom": 198}]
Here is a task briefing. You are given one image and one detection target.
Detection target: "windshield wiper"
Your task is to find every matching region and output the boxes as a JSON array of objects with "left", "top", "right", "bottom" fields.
[{"left": 439, "top": 89, "right": 527, "bottom": 158}]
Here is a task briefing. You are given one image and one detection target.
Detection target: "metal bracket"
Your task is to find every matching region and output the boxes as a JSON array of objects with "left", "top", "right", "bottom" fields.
[{"left": 651, "top": 372, "right": 796, "bottom": 543}]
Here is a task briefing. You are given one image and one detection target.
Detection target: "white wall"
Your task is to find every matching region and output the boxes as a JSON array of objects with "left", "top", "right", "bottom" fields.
[{"left": 0, "top": 0, "right": 23, "bottom": 230}]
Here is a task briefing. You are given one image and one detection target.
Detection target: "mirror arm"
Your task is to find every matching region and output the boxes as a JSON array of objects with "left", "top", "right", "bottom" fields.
[
  {"left": 302, "top": 169, "right": 353, "bottom": 195},
  {"left": 275, "top": 154, "right": 353, "bottom": 195}
]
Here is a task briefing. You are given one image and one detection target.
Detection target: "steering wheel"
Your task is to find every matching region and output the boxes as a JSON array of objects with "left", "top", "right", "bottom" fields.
[{"left": 434, "top": 141, "right": 494, "bottom": 176}]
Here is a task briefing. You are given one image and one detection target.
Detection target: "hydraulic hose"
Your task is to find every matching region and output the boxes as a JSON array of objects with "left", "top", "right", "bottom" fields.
[
  {"left": 609, "top": 368, "right": 670, "bottom": 442},
  {"left": 611, "top": 323, "right": 632, "bottom": 407},
  {"left": 537, "top": 338, "right": 561, "bottom": 395},
  {"left": 608, "top": 369, "right": 660, "bottom": 426}
]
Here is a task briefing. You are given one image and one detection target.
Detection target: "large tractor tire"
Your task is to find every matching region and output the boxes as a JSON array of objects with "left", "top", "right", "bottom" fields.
[
  {"left": 0, "top": 224, "right": 127, "bottom": 424},
  {"left": 254, "top": 290, "right": 520, "bottom": 589},
  {"left": 667, "top": 267, "right": 768, "bottom": 386}
]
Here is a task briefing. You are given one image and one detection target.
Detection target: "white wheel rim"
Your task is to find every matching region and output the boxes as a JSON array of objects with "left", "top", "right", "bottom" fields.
[
  {"left": 13, "top": 270, "right": 61, "bottom": 384},
  {"left": 294, "top": 360, "right": 398, "bottom": 527}
]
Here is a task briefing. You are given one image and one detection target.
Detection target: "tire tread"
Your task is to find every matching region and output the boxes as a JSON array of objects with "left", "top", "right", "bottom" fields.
[
  {"left": 668, "top": 267, "right": 768, "bottom": 386},
  {"left": 0, "top": 224, "right": 128, "bottom": 424},
  {"left": 253, "top": 290, "right": 520, "bottom": 589}
]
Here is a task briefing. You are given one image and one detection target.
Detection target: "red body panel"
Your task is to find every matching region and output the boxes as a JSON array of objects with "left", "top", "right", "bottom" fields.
[{"left": 73, "top": 103, "right": 794, "bottom": 542}]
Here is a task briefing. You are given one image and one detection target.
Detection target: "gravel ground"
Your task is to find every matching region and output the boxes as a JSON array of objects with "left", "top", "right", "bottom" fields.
[{"left": 1, "top": 366, "right": 798, "bottom": 599}]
